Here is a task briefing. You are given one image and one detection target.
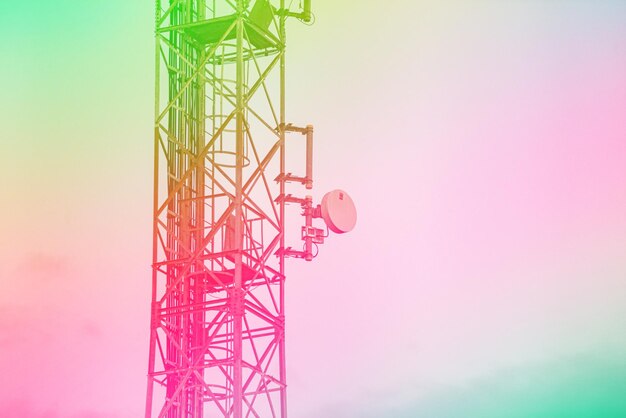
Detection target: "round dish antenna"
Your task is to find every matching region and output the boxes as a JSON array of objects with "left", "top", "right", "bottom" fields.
[{"left": 320, "top": 189, "right": 357, "bottom": 234}]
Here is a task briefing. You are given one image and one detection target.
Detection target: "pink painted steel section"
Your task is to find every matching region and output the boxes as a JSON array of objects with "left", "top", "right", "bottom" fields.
[{"left": 145, "top": 1, "right": 309, "bottom": 416}]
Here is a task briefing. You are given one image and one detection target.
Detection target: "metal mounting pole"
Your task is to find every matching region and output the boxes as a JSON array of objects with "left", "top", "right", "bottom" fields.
[
  {"left": 233, "top": 2, "right": 245, "bottom": 417},
  {"left": 278, "top": 2, "right": 288, "bottom": 415},
  {"left": 305, "top": 125, "right": 313, "bottom": 190}
]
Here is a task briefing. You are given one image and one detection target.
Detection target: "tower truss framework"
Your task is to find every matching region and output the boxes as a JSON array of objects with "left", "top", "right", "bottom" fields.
[{"left": 145, "top": 1, "right": 306, "bottom": 417}]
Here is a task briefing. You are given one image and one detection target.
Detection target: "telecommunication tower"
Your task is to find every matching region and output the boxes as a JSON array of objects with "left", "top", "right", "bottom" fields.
[{"left": 145, "top": 1, "right": 356, "bottom": 417}]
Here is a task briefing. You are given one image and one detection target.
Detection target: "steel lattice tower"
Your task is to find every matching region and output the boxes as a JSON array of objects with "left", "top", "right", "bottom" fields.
[{"left": 145, "top": 1, "right": 314, "bottom": 417}]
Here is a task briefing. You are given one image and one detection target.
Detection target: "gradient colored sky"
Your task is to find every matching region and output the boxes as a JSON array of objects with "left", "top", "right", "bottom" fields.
[{"left": 1, "top": 1, "right": 625, "bottom": 417}]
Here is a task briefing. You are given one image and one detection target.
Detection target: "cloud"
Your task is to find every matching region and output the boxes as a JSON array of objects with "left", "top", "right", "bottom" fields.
[
  {"left": 353, "top": 354, "right": 626, "bottom": 418},
  {"left": 0, "top": 399, "right": 121, "bottom": 418},
  {"left": 0, "top": 400, "right": 58, "bottom": 418},
  {"left": 0, "top": 306, "right": 54, "bottom": 348},
  {"left": 16, "top": 252, "right": 71, "bottom": 282}
]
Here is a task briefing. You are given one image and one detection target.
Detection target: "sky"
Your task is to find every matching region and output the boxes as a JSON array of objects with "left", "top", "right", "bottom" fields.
[{"left": 1, "top": 1, "right": 625, "bottom": 417}]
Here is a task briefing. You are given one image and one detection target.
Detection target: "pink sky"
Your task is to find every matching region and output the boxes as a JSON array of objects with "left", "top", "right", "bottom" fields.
[{"left": 0, "top": 1, "right": 625, "bottom": 417}]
